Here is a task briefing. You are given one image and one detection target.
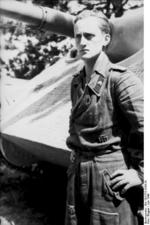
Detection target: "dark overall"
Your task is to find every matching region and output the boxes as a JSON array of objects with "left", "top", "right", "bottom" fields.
[{"left": 65, "top": 52, "right": 144, "bottom": 225}]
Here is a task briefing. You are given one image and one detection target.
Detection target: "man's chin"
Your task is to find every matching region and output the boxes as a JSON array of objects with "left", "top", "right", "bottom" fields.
[
  {"left": 81, "top": 54, "right": 99, "bottom": 61},
  {"left": 81, "top": 54, "right": 91, "bottom": 60}
]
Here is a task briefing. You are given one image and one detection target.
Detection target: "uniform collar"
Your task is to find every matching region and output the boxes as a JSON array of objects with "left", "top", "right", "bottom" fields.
[
  {"left": 92, "top": 51, "right": 111, "bottom": 77},
  {"left": 72, "top": 52, "right": 111, "bottom": 96},
  {"left": 87, "top": 52, "right": 111, "bottom": 96}
]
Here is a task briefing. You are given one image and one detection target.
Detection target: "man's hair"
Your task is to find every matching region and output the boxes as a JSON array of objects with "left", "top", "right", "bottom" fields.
[{"left": 74, "top": 10, "right": 111, "bottom": 36}]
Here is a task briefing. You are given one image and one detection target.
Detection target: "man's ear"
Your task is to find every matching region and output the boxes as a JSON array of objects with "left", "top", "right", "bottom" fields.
[{"left": 103, "top": 34, "right": 111, "bottom": 47}]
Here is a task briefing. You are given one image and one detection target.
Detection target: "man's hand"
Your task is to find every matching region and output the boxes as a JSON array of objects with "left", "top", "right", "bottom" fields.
[{"left": 110, "top": 169, "right": 142, "bottom": 195}]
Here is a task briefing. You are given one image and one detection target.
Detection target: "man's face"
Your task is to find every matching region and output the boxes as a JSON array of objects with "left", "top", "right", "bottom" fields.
[{"left": 74, "top": 17, "right": 109, "bottom": 61}]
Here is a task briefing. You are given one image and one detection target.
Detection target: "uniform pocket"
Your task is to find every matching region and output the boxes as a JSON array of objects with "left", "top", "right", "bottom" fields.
[{"left": 90, "top": 209, "right": 119, "bottom": 225}]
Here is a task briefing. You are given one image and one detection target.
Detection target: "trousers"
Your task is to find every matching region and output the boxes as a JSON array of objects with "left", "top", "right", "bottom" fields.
[{"left": 65, "top": 150, "right": 142, "bottom": 225}]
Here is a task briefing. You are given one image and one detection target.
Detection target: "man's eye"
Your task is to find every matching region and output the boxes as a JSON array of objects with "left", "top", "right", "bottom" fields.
[{"left": 84, "top": 33, "right": 95, "bottom": 40}]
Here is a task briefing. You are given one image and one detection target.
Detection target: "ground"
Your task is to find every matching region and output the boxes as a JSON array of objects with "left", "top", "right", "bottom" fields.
[{"left": 0, "top": 154, "right": 67, "bottom": 225}]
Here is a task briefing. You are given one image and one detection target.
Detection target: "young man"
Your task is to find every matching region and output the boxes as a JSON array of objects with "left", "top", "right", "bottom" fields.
[{"left": 65, "top": 10, "right": 143, "bottom": 225}]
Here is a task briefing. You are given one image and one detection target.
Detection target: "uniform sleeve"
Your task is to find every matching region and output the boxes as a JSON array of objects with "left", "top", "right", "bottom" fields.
[{"left": 114, "top": 71, "right": 144, "bottom": 182}]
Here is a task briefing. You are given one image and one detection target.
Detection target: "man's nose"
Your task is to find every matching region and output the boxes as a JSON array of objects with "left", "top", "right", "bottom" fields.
[{"left": 80, "top": 36, "right": 87, "bottom": 46}]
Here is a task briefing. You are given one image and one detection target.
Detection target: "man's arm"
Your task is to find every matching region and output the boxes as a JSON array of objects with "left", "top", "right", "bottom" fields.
[{"left": 110, "top": 70, "right": 144, "bottom": 193}]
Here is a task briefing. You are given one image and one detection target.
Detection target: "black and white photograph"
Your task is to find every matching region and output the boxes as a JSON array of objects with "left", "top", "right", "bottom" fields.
[{"left": 0, "top": 0, "right": 145, "bottom": 224}]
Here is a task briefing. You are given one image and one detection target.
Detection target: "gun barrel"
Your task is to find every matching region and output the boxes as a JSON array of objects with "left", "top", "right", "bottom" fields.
[{"left": 0, "top": 1, "right": 74, "bottom": 37}]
